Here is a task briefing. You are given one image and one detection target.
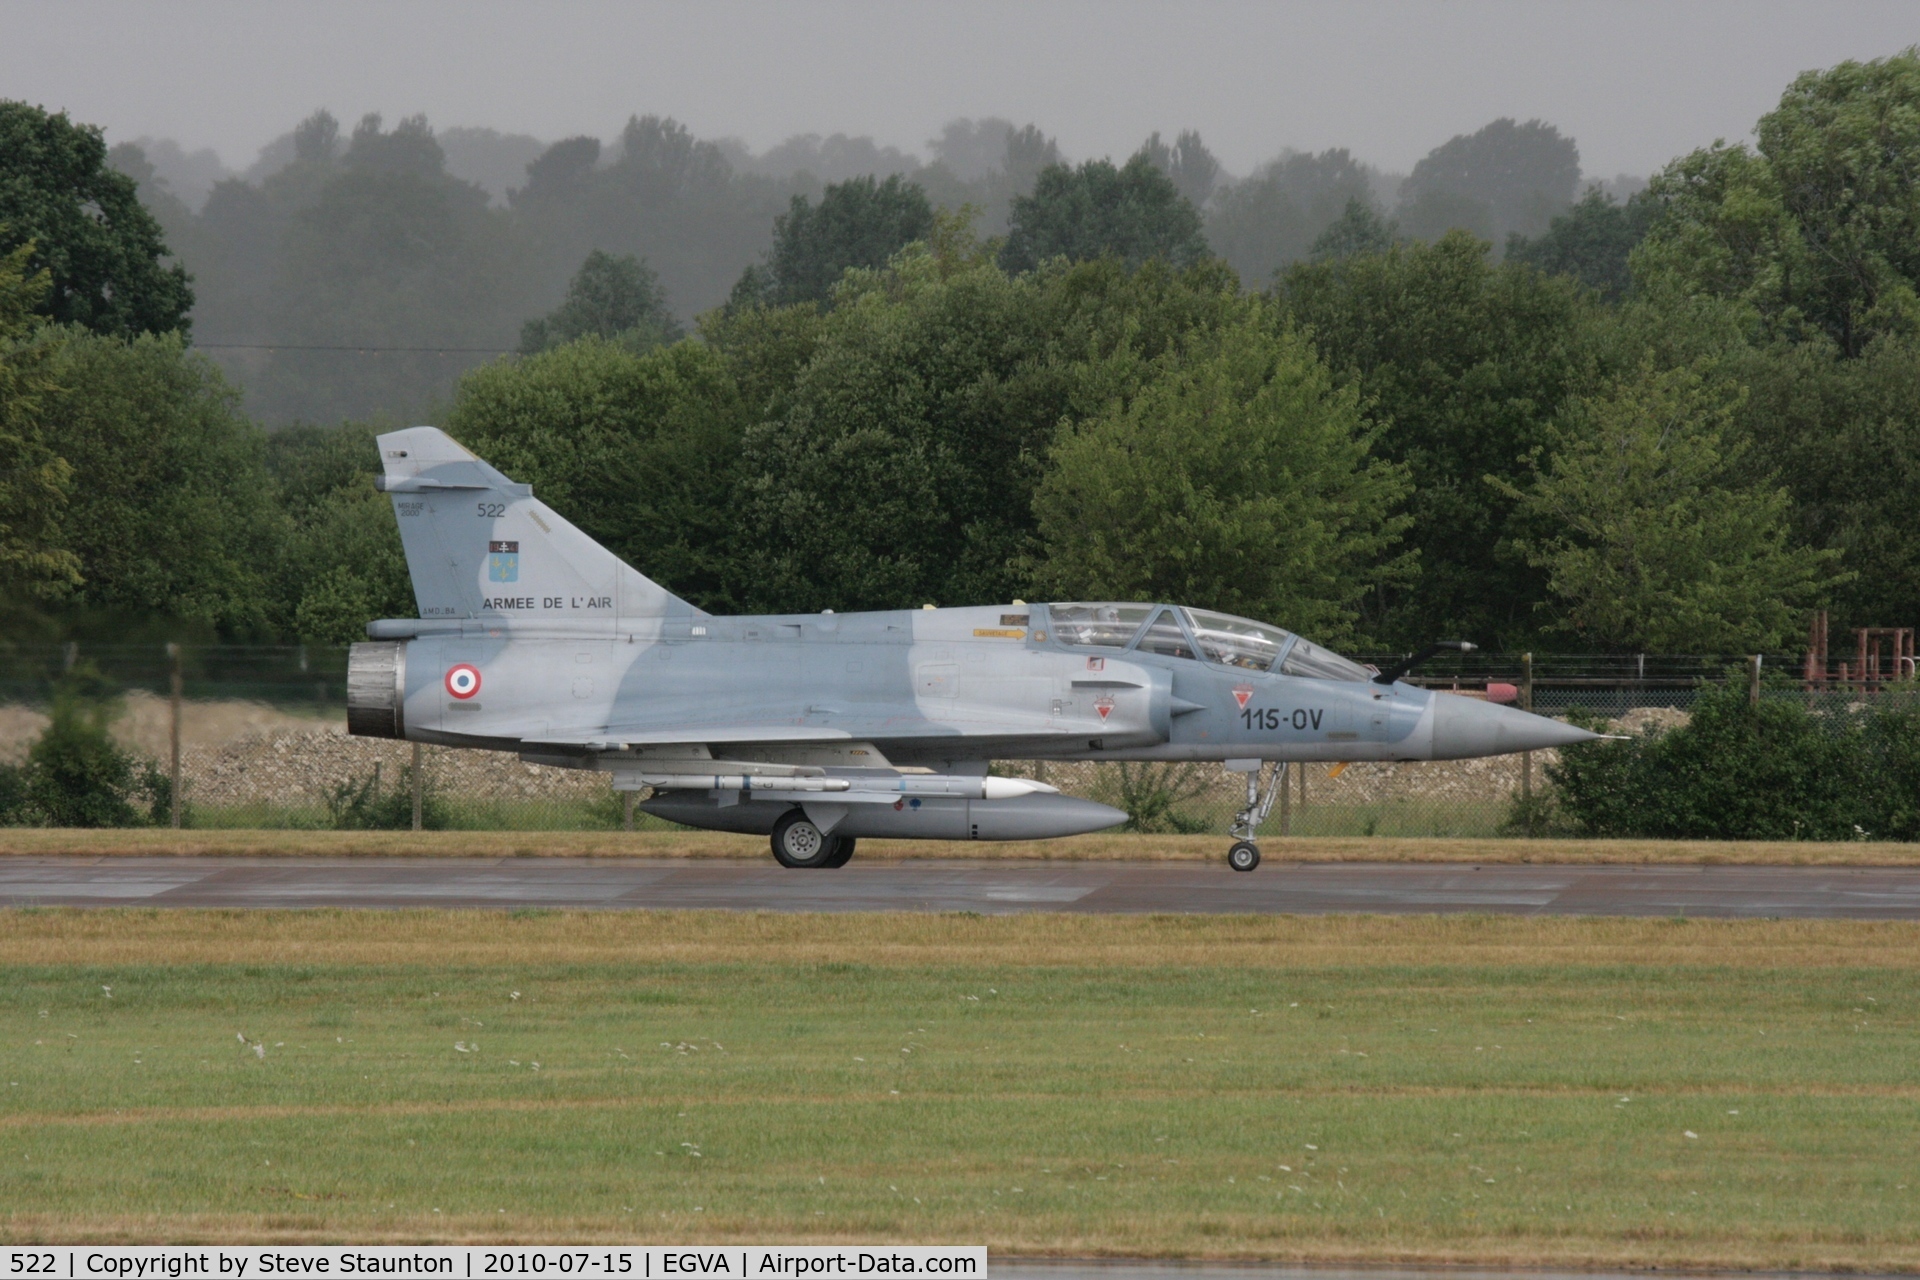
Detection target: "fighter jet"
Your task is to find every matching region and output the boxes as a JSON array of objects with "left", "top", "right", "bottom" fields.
[{"left": 349, "top": 427, "right": 1598, "bottom": 871}]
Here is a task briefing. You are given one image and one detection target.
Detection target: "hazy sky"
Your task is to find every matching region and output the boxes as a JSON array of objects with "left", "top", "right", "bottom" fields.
[{"left": 5, "top": 0, "right": 1916, "bottom": 179}]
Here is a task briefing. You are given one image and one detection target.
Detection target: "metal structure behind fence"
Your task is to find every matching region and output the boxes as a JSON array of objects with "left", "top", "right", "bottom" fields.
[{"left": 0, "top": 643, "right": 1906, "bottom": 836}]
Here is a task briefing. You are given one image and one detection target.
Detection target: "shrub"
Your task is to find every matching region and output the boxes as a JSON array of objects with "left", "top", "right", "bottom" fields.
[
  {"left": 1863, "top": 700, "right": 1920, "bottom": 840},
  {"left": 17, "top": 664, "right": 171, "bottom": 827},
  {"left": 0, "top": 761, "right": 32, "bottom": 825},
  {"left": 1094, "top": 762, "right": 1216, "bottom": 834},
  {"left": 1546, "top": 675, "right": 1919, "bottom": 840},
  {"left": 325, "top": 763, "right": 448, "bottom": 830}
]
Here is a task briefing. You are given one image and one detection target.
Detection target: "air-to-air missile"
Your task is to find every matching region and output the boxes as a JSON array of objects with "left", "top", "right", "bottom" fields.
[{"left": 350, "top": 427, "right": 1598, "bottom": 871}]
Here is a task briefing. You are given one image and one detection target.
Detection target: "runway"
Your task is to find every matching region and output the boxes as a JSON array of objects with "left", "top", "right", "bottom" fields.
[{"left": 3, "top": 855, "right": 1920, "bottom": 916}]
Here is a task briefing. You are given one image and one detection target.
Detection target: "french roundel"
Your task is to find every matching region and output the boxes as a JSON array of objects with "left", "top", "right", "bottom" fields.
[{"left": 445, "top": 663, "right": 482, "bottom": 700}]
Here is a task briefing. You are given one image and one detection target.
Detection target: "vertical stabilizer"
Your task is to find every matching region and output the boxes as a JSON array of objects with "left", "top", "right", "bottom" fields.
[{"left": 375, "top": 426, "right": 696, "bottom": 625}]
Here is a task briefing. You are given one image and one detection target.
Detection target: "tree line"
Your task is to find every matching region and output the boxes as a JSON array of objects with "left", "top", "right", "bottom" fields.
[
  {"left": 0, "top": 49, "right": 1917, "bottom": 656},
  {"left": 107, "top": 109, "right": 1594, "bottom": 426}
]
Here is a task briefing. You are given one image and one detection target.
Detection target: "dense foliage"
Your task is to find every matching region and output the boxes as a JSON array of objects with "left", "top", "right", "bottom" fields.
[
  {"left": 0, "top": 49, "right": 1917, "bottom": 662},
  {"left": 1549, "top": 681, "right": 1920, "bottom": 841},
  {"left": 0, "top": 102, "right": 193, "bottom": 337},
  {"left": 0, "top": 665, "right": 171, "bottom": 827}
]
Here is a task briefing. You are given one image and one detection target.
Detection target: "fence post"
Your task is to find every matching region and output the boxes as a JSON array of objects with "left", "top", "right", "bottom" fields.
[
  {"left": 410, "top": 742, "right": 423, "bottom": 832},
  {"left": 1749, "top": 654, "right": 1763, "bottom": 708},
  {"left": 622, "top": 790, "right": 635, "bottom": 833},
  {"left": 1521, "top": 652, "right": 1534, "bottom": 838},
  {"left": 167, "top": 643, "right": 182, "bottom": 829}
]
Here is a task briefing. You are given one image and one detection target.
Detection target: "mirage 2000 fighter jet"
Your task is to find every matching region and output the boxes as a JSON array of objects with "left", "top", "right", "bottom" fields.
[{"left": 348, "top": 427, "right": 1598, "bottom": 871}]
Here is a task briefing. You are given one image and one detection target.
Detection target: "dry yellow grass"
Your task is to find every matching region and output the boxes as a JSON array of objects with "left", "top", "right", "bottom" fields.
[
  {"left": 5, "top": 907, "right": 1919, "bottom": 970},
  {"left": 0, "top": 827, "right": 1916, "bottom": 863}
]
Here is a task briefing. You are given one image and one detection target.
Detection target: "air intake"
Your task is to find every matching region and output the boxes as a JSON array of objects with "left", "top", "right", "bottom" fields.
[{"left": 347, "top": 641, "right": 406, "bottom": 739}]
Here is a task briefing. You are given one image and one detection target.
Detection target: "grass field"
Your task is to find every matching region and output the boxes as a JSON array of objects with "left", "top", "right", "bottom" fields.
[
  {"left": 2, "top": 910, "right": 1918, "bottom": 1266},
  {"left": 0, "top": 827, "right": 1916, "bottom": 864}
]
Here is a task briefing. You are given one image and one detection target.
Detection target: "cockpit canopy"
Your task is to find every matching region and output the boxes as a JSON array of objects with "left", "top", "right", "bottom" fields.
[{"left": 1046, "top": 602, "right": 1374, "bottom": 682}]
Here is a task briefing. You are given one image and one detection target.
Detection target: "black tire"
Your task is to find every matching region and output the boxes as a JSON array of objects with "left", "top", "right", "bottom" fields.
[
  {"left": 771, "top": 809, "right": 836, "bottom": 868},
  {"left": 822, "top": 836, "right": 857, "bottom": 869},
  {"left": 1227, "top": 840, "right": 1261, "bottom": 873}
]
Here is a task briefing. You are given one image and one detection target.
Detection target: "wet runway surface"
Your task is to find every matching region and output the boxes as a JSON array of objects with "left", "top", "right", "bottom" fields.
[{"left": 4, "top": 856, "right": 1920, "bottom": 916}]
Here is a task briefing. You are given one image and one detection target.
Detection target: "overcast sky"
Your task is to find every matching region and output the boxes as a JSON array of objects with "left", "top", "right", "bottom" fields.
[{"left": 4, "top": 0, "right": 1915, "bottom": 179}]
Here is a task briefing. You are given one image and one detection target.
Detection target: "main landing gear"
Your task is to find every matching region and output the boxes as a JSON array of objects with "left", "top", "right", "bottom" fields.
[
  {"left": 771, "top": 808, "right": 856, "bottom": 869},
  {"left": 1225, "top": 762, "right": 1288, "bottom": 872}
]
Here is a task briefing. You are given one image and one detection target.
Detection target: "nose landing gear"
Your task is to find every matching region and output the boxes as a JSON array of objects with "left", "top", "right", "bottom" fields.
[{"left": 1225, "top": 761, "right": 1288, "bottom": 872}]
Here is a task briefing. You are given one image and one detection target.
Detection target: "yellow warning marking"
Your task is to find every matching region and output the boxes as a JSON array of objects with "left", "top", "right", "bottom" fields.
[
  {"left": 973, "top": 628, "right": 1026, "bottom": 639},
  {"left": 1326, "top": 761, "right": 1350, "bottom": 779}
]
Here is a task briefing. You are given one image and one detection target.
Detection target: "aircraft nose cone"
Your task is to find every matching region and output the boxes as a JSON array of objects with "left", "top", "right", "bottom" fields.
[{"left": 1427, "top": 690, "right": 1600, "bottom": 760}]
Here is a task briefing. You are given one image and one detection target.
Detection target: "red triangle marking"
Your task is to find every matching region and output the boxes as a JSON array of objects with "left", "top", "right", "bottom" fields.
[{"left": 1233, "top": 686, "right": 1253, "bottom": 708}]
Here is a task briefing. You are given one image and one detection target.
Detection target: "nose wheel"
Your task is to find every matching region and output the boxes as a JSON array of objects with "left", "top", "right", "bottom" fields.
[{"left": 1225, "top": 761, "right": 1288, "bottom": 872}]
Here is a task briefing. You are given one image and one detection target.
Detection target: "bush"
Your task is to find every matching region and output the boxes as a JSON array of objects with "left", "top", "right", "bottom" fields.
[
  {"left": 1864, "top": 700, "right": 1920, "bottom": 840},
  {"left": 1547, "top": 676, "right": 1920, "bottom": 840},
  {"left": 325, "top": 762, "right": 448, "bottom": 830},
  {"left": 3, "top": 664, "right": 171, "bottom": 827},
  {"left": 1094, "top": 762, "right": 1216, "bottom": 834},
  {"left": 0, "top": 761, "right": 31, "bottom": 825}
]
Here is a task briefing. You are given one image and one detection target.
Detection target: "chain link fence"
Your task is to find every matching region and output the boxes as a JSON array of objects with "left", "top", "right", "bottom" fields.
[{"left": 0, "top": 643, "right": 1889, "bottom": 836}]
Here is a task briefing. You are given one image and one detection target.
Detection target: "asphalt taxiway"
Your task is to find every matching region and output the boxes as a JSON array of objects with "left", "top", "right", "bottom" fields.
[{"left": 3, "top": 856, "right": 1919, "bottom": 916}]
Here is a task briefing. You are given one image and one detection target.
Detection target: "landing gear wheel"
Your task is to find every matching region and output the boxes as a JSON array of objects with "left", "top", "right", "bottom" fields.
[
  {"left": 1227, "top": 840, "right": 1261, "bottom": 873},
  {"left": 771, "top": 810, "right": 836, "bottom": 868},
  {"left": 822, "top": 835, "right": 857, "bottom": 869}
]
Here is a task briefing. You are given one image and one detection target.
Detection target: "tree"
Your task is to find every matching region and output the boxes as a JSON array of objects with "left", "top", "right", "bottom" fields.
[
  {"left": 1308, "top": 197, "right": 1394, "bottom": 262},
  {"left": 246, "top": 112, "right": 538, "bottom": 423},
  {"left": 0, "top": 242, "right": 79, "bottom": 599},
  {"left": 1137, "top": 130, "right": 1222, "bottom": 210},
  {"left": 266, "top": 421, "right": 414, "bottom": 642},
  {"left": 1001, "top": 155, "right": 1209, "bottom": 273},
  {"left": 1277, "top": 231, "right": 1602, "bottom": 648},
  {"left": 520, "top": 249, "right": 680, "bottom": 353},
  {"left": 105, "top": 142, "right": 200, "bottom": 267},
  {"left": 740, "top": 174, "right": 936, "bottom": 307},
  {"left": 0, "top": 101, "right": 193, "bottom": 336},
  {"left": 1757, "top": 49, "right": 1920, "bottom": 353},
  {"left": 928, "top": 118, "right": 1021, "bottom": 181},
  {"left": 1396, "top": 117, "right": 1581, "bottom": 243},
  {"left": 1209, "top": 151, "right": 1380, "bottom": 283},
  {"left": 1496, "top": 361, "right": 1843, "bottom": 651},
  {"left": 1507, "top": 187, "right": 1660, "bottom": 301},
  {"left": 1730, "top": 334, "right": 1920, "bottom": 632},
  {"left": 447, "top": 338, "right": 748, "bottom": 612},
  {"left": 737, "top": 251, "right": 1063, "bottom": 612},
  {"left": 36, "top": 330, "right": 282, "bottom": 634},
  {"left": 1635, "top": 48, "right": 1920, "bottom": 357},
  {"left": 510, "top": 114, "right": 790, "bottom": 335},
  {"left": 732, "top": 239, "right": 1244, "bottom": 615},
  {"left": 1031, "top": 305, "right": 1411, "bottom": 644}
]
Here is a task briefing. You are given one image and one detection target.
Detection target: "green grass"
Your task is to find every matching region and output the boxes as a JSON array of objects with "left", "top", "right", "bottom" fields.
[
  {"left": 1261, "top": 799, "right": 1506, "bottom": 839},
  {"left": 1, "top": 912, "right": 1917, "bottom": 1263}
]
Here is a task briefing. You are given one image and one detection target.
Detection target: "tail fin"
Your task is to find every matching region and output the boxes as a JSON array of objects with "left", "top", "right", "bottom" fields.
[{"left": 375, "top": 426, "right": 696, "bottom": 625}]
